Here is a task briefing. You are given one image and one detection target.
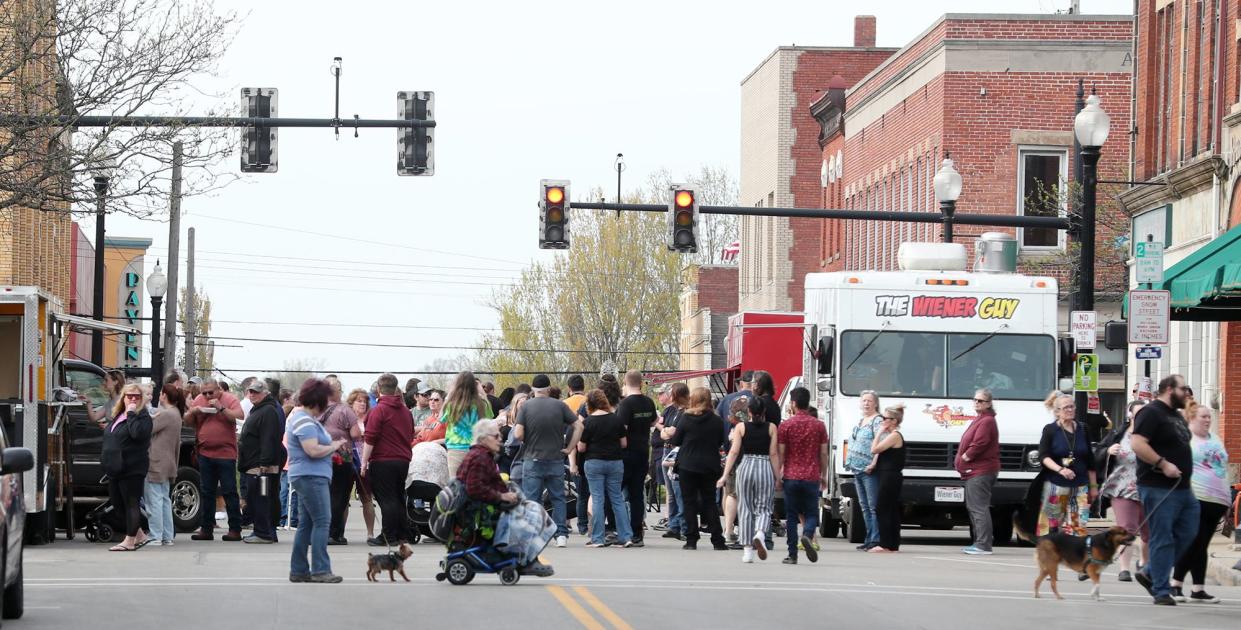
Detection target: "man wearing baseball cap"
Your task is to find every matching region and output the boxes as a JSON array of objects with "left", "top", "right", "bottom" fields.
[{"left": 514, "top": 374, "right": 583, "bottom": 547}]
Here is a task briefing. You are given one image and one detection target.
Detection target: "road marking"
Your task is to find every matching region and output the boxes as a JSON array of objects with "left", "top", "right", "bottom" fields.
[
  {"left": 573, "top": 586, "right": 634, "bottom": 630},
  {"left": 545, "top": 585, "right": 606, "bottom": 630},
  {"left": 915, "top": 555, "right": 1034, "bottom": 569}
]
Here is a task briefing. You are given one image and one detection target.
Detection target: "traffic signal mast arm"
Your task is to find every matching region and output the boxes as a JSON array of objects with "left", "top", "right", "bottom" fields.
[
  {"left": 0, "top": 115, "right": 435, "bottom": 129},
  {"left": 563, "top": 200, "right": 1071, "bottom": 230}
]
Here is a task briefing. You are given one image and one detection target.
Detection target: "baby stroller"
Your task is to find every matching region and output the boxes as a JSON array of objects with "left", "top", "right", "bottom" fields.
[
  {"left": 406, "top": 480, "right": 443, "bottom": 544},
  {"left": 82, "top": 477, "right": 149, "bottom": 543}
]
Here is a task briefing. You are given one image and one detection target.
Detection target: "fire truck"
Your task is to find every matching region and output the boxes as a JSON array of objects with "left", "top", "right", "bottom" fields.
[{"left": 801, "top": 236, "right": 1062, "bottom": 544}]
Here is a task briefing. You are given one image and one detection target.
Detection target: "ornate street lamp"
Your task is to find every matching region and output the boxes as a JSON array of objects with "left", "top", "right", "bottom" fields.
[{"left": 933, "top": 155, "right": 963, "bottom": 243}]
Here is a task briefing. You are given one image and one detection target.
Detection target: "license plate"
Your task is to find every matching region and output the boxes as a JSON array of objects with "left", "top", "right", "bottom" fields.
[{"left": 934, "top": 486, "right": 965, "bottom": 503}]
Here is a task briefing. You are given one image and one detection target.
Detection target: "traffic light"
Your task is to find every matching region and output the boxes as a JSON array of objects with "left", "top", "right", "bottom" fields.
[
  {"left": 667, "top": 185, "right": 698, "bottom": 253},
  {"left": 398, "top": 91, "right": 434, "bottom": 176},
  {"left": 539, "top": 180, "right": 570, "bottom": 249},
  {"left": 240, "top": 88, "right": 277, "bottom": 173}
]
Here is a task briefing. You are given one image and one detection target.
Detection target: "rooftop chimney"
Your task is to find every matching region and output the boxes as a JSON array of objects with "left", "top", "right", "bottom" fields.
[{"left": 854, "top": 15, "right": 876, "bottom": 48}]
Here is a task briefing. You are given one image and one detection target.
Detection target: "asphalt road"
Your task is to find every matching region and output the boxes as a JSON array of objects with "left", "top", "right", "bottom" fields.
[{"left": 14, "top": 508, "right": 1241, "bottom": 630}]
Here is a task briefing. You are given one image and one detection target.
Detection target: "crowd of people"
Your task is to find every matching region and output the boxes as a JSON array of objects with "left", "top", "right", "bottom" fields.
[{"left": 88, "top": 365, "right": 1232, "bottom": 600}]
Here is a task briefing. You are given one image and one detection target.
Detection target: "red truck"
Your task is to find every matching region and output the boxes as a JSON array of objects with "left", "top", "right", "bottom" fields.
[{"left": 650, "top": 311, "right": 805, "bottom": 400}]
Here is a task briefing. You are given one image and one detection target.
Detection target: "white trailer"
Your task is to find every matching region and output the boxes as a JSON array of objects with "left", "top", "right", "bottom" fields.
[
  {"left": 0, "top": 286, "right": 136, "bottom": 543},
  {"left": 802, "top": 239, "right": 1061, "bottom": 544}
]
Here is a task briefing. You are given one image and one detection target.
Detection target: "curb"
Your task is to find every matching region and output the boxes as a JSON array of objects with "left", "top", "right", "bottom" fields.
[{"left": 1206, "top": 546, "right": 1241, "bottom": 587}]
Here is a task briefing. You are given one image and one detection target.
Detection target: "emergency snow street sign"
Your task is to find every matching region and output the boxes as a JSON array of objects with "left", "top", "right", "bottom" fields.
[
  {"left": 1128, "top": 290, "right": 1170, "bottom": 345},
  {"left": 1074, "top": 354, "right": 1099, "bottom": 392}
]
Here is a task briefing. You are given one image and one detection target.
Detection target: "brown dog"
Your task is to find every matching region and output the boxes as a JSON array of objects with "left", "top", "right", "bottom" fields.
[
  {"left": 1032, "top": 526, "right": 1135, "bottom": 600},
  {"left": 366, "top": 543, "right": 413, "bottom": 582}
]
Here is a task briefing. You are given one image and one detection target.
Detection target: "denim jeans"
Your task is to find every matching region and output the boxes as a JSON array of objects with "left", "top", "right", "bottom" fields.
[
  {"left": 585, "top": 459, "right": 633, "bottom": 544},
  {"left": 290, "top": 475, "right": 332, "bottom": 577},
  {"left": 783, "top": 479, "right": 820, "bottom": 559},
  {"left": 143, "top": 480, "right": 173, "bottom": 542},
  {"left": 667, "top": 479, "right": 685, "bottom": 534},
  {"left": 198, "top": 456, "right": 241, "bottom": 532},
  {"left": 853, "top": 471, "right": 880, "bottom": 545},
  {"left": 1139, "top": 486, "right": 1199, "bottom": 598},
  {"left": 522, "top": 458, "right": 568, "bottom": 537}
]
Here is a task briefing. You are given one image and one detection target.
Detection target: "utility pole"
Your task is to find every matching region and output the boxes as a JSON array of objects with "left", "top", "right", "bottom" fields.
[
  {"left": 90, "top": 174, "right": 108, "bottom": 365},
  {"left": 184, "top": 227, "right": 196, "bottom": 377},
  {"left": 164, "top": 141, "right": 182, "bottom": 374}
]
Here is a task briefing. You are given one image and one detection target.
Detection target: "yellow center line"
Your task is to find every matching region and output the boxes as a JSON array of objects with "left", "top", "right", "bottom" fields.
[
  {"left": 546, "top": 585, "right": 606, "bottom": 630},
  {"left": 573, "top": 585, "right": 635, "bottom": 630}
]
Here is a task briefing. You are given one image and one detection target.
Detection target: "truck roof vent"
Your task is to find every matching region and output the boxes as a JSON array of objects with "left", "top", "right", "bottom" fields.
[
  {"left": 897, "top": 242, "right": 967, "bottom": 271},
  {"left": 973, "top": 232, "right": 1018, "bottom": 273}
]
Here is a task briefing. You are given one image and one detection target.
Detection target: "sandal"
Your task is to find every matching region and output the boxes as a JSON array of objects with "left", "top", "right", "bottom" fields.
[
  {"left": 109, "top": 544, "right": 136, "bottom": 552},
  {"left": 135, "top": 539, "right": 152, "bottom": 549}
]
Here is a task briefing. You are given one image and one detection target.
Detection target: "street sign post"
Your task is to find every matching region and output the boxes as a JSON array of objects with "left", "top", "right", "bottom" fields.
[
  {"left": 1071, "top": 311, "right": 1097, "bottom": 350},
  {"left": 1127, "top": 290, "right": 1170, "bottom": 345},
  {"left": 1135, "top": 240, "right": 1165, "bottom": 284},
  {"left": 1074, "top": 353, "right": 1099, "bottom": 392},
  {"left": 1134, "top": 345, "right": 1162, "bottom": 360}
]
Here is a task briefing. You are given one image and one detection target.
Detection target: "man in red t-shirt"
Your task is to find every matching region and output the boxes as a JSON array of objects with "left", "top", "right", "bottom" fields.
[
  {"left": 777, "top": 387, "right": 828, "bottom": 565},
  {"left": 184, "top": 377, "right": 245, "bottom": 541}
]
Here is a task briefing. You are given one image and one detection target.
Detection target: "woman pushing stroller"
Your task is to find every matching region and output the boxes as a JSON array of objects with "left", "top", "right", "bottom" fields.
[{"left": 455, "top": 419, "right": 555, "bottom": 577}]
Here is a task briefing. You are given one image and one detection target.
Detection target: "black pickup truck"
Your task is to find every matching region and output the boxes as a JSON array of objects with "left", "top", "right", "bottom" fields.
[{"left": 61, "top": 360, "right": 203, "bottom": 533}]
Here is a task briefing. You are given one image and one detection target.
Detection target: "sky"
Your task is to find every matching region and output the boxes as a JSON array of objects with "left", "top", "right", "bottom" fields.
[{"left": 91, "top": 0, "right": 1134, "bottom": 392}]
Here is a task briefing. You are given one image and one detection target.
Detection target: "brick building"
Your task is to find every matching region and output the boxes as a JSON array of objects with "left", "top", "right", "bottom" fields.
[
  {"left": 1121, "top": 0, "right": 1240, "bottom": 464},
  {"left": 801, "top": 13, "right": 1134, "bottom": 419},
  {"left": 678, "top": 265, "right": 739, "bottom": 389},
  {"left": 738, "top": 16, "right": 897, "bottom": 312}
]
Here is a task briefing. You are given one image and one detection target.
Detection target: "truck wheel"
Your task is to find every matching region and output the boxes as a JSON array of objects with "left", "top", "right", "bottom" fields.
[
  {"left": 172, "top": 467, "right": 202, "bottom": 533},
  {"left": 847, "top": 499, "right": 866, "bottom": 544},
  {"left": 820, "top": 517, "right": 840, "bottom": 539},
  {"left": 991, "top": 506, "right": 1015, "bottom": 547}
]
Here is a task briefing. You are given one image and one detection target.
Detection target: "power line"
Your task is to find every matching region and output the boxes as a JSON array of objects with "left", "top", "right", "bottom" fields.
[
  {"left": 196, "top": 334, "right": 716, "bottom": 356},
  {"left": 189, "top": 213, "right": 530, "bottom": 266},
  {"left": 213, "top": 369, "right": 691, "bottom": 376},
  {"left": 202, "top": 318, "right": 701, "bottom": 339}
]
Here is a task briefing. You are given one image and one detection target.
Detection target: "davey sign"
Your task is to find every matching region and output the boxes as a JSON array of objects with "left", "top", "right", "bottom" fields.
[{"left": 874, "top": 295, "right": 1020, "bottom": 320}]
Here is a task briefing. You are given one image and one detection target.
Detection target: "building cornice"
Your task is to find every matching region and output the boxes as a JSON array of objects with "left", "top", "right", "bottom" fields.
[{"left": 1118, "top": 156, "right": 1226, "bottom": 213}]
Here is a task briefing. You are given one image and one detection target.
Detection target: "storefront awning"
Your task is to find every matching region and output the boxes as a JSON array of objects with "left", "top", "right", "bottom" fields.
[
  {"left": 645, "top": 367, "right": 737, "bottom": 385},
  {"left": 1160, "top": 222, "right": 1241, "bottom": 321}
]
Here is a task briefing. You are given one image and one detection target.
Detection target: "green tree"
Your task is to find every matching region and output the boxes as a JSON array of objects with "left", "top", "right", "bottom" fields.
[
  {"left": 476, "top": 187, "right": 683, "bottom": 390},
  {"left": 267, "top": 358, "right": 324, "bottom": 394},
  {"left": 176, "top": 284, "right": 214, "bottom": 377}
]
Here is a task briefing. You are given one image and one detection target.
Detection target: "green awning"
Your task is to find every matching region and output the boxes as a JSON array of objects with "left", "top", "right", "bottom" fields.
[{"left": 1159, "top": 222, "right": 1241, "bottom": 321}]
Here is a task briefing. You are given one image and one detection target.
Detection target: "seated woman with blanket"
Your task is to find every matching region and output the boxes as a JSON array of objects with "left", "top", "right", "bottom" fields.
[{"left": 456, "top": 419, "right": 555, "bottom": 577}]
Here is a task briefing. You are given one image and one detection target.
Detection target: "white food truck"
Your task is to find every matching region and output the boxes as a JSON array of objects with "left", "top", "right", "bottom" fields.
[{"left": 802, "top": 236, "right": 1062, "bottom": 544}]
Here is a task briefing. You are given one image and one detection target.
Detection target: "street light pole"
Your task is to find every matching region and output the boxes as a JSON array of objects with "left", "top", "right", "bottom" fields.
[
  {"left": 90, "top": 158, "right": 115, "bottom": 365},
  {"left": 614, "top": 153, "right": 625, "bottom": 218},
  {"left": 147, "top": 261, "right": 168, "bottom": 394},
  {"left": 1072, "top": 92, "right": 1110, "bottom": 430},
  {"left": 933, "top": 155, "right": 963, "bottom": 243}
]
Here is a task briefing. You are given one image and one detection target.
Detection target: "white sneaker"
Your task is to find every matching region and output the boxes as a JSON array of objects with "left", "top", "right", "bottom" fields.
[
  {"left": 742, "top": 547, "right": 755, "bottom": 563},
  {"left": 555, "top": 535, "right": 567, "bottom": 548}
]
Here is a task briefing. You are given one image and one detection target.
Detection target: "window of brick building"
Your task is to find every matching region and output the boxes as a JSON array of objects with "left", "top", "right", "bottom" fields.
[{"left": 1017, "top": 149, "right": 1068, "bottom": 249}]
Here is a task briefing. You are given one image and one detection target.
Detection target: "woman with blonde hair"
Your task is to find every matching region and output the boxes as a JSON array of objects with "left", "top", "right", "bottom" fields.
[
  {"left": 846, "top": 390, "right": 884, "bottom": 550},
  {"left": 1035, "top": 391, "right": 1097, "bottom": 536},
  {"left": 441, "top": 371, "right": 494, "bottom": 478},
  {"left": 342, "top": 388, "right": 376, "bottom": 541},
  {"left": 1169, "top": 403, "right": 1230, "bottom": 602},
  {"left": 102, "top": 383, "right": 154, "bottom": 551},
  {"left": 867, "top": 404, "right": 906, "bottom": 553}
]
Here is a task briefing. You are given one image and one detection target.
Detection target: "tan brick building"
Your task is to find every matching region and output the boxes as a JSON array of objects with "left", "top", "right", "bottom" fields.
[
  {"left": 738, "top": 16, "right": 896, "bottom": 312},
  {"left": 0, "top": 0, "right": 74, "bottom": 305}
]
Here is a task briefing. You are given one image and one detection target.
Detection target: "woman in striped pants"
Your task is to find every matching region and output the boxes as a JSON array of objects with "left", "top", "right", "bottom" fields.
[{"left": 719, "top": 397, "right": 781, "bottom": 563}]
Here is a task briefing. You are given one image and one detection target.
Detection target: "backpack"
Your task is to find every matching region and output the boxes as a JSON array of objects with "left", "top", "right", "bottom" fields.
[{"left": 429, "top": 478, "right": 468, "bottom": 541}]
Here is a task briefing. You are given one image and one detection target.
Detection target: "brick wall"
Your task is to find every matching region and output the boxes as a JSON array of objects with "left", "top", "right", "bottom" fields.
[
  {"left": 834, "top": 15, "right": 1132, "bottom": 296},
  {"left": 1222, "top": 322, "right": 1241, "bottom": 461},
  {"left": 1135, "top": 0, "right": 1237, "bottom": 180}
]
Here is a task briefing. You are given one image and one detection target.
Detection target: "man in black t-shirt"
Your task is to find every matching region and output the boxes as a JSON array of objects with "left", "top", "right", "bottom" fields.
[
  {"left": 616, "top": 370, "right": 657, "bottom": 546},
  {"left": 1130, "top": 374, "right": 1197, "bottom": 605}
]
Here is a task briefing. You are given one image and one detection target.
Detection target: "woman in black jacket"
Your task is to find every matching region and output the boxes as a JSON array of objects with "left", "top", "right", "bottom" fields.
[
  {"left": 102, "top": 383, "right": 154, "bottom": 551},
  {"left": 669, "top": 387, "right": 728, "bottom": 550}
]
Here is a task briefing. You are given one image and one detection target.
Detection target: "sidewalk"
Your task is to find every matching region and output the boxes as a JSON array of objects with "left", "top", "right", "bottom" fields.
[{"left": 1206, "top": 535, "right": 1241, "bottom": 587}]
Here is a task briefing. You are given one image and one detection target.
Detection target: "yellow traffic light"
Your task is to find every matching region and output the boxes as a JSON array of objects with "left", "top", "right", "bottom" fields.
[
  {"left": 675, "top": 190, "right": 694, "bottom": 208},
  {"left": 547, "top": 186, "right": 565, "bottom": 204}
]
